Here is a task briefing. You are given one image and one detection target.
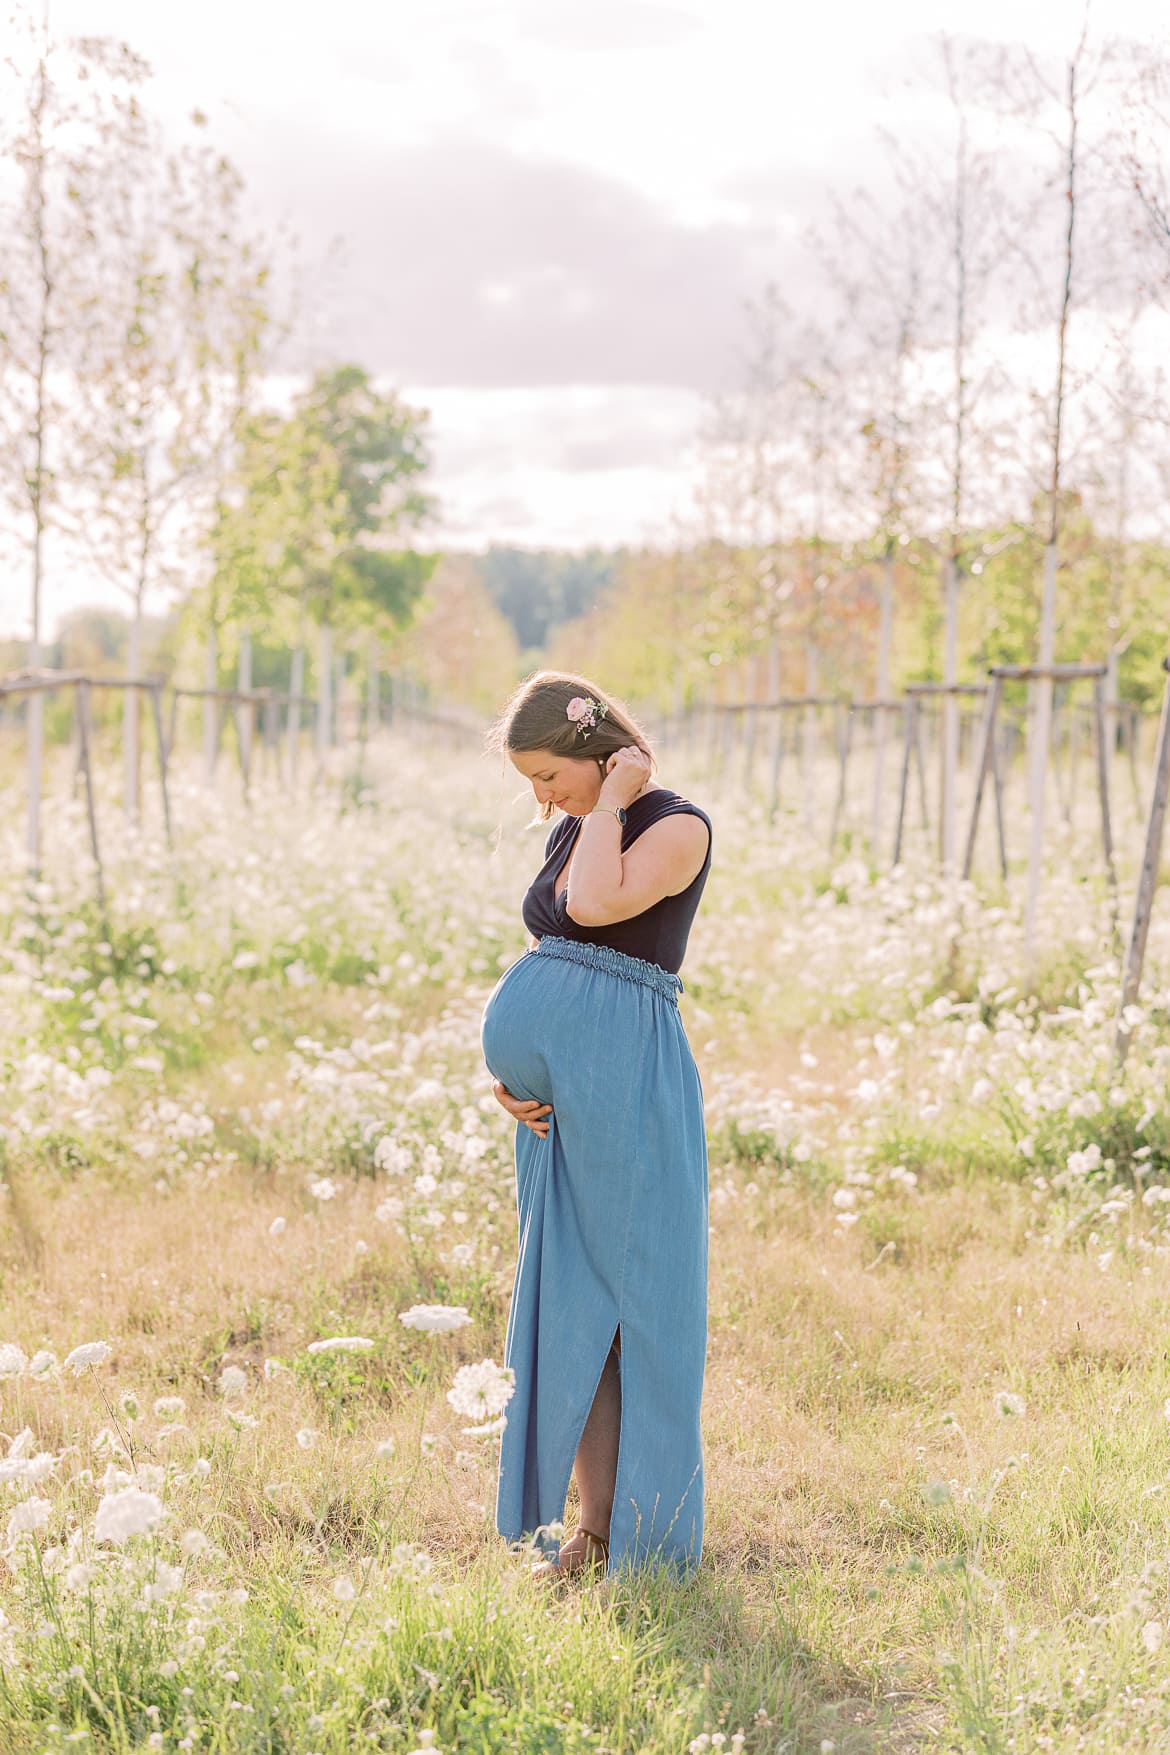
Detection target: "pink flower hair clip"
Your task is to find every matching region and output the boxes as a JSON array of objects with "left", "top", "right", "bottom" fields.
[{"left": 565, "top": 695, "right": 609, "bottom": 739}]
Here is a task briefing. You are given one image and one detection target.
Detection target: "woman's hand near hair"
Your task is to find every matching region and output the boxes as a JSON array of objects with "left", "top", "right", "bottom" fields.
[
  {"left": 492, "top": 1079, "right": 552, "bottom": 1138},
  {"left": 599, "top": 743, "right": 653, "bottom": 808}
]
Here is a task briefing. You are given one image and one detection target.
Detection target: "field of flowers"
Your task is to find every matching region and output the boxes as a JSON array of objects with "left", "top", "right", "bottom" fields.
[{"left": 2, "top": 729, "right": 1170, "bottom": 1754}]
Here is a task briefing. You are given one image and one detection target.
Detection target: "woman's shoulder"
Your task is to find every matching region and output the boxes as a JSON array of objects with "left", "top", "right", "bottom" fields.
[{"left": 633, "top": 787, "right": 712, "bottom": 829}]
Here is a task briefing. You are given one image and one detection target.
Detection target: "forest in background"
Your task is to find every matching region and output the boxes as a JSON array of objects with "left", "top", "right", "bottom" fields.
[{"left": 10, "top": 494, "right": 1170, "bottom": 732}]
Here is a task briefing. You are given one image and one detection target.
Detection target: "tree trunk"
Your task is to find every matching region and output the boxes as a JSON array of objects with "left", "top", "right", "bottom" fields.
[
  {"left": 125, "top": 603, "right": 143, "bottom": 820},
  {"left": 238, "top": 630, "right": 253, "bottom": 780},
  {"left": 940, "top": 556, "right": 960, "bottom": 874},
  {"left": 365, "top": 636, "right": 379, "bottom": 743},
  {"left": 27, "top": 642, "right": 44, "bottom": 878},
  {"left": 1023, "top": 542, "right": 1058, "bottom": 970},
  {"left": 203, "top": 624, "right": 219, "bottom": 784},
  {"left": 287, "top": 643, "right": 304, "bottom": 787},
  {"left": 871, "top": 557, "right": 894, "bottom": 856},
  {"left": 316, "top": 622, "right": 334, "bottom": 761},
  {"left": 802, "top": 641, "right": 818, "bottom": 833}
]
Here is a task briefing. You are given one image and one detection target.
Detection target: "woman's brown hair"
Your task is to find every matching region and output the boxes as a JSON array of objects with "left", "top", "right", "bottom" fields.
[{"left": 485, "top": 670, "right": 657, "bottom": 824}]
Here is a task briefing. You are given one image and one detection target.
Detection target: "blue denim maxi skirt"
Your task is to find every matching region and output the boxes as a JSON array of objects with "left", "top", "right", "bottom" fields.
[{"left": 480, "top": 934, "right": 709, "bottom": 1580}]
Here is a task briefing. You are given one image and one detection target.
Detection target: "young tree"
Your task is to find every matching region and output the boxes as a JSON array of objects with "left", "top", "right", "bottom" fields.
[
  {"left": 66, "top": 82, "right": 274, "bottom": 819},
  {"left": 211, "top": 367, "right": 437, "bottom": 781},
  {"left": 0, "top": 15, "right": 147, "bottom": 864}
]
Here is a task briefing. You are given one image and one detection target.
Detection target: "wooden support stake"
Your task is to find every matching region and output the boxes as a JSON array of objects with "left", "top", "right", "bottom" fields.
[
  {"left": 742, "top": 655, "right": 760, "bottom": 793},
  {"left": 962, "top": 675, "right": 1003, "bottom": 881},
  {"left": 1092, "top": 674, "right": 1118, "bottom": 945},
  {"left": 989, "top": 695, "right": 1009, "bottom": 881},
  {"left": 165, "top": 688, "right": 180, "bottom": 767},
  {"left": 149, "top": 684, "right": 173, "bottom": 849},
  {"left": 913, "top": 699, "right": 930, "bottom": 831},
  {"left": 75, "top": 681, "right": 109, "bottom": 937},
  {"left": 767, "top": 704, "right": 785, "bottom": 824},
  {"left": 893, "top": 697, "right": 916, "bottom": 866},
  {"left": 1114, "top": 658, "right": 1170, "bottom": 1070},
  {"left": 829, "top": 700, "right": 851, "bottom": 853}
]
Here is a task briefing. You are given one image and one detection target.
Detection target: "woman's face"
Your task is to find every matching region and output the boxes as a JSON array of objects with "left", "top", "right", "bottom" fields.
[{"left": 509, "top": 747, "right": 602, "bottom": 816}]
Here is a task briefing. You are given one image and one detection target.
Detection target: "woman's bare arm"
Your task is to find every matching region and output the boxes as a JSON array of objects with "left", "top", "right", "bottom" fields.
[{"left": 565, "top": 813, "right": 709, "bottom": 928}]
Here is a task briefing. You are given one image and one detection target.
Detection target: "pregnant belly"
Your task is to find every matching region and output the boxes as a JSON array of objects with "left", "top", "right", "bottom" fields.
[{"left": 480, "top": 951, "right": 556, "bottom": 1107}]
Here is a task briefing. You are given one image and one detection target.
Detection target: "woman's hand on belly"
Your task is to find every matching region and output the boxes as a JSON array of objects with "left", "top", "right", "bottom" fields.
[{"left": 492, "top": 1078, "right": 552, "bottom": 1138}]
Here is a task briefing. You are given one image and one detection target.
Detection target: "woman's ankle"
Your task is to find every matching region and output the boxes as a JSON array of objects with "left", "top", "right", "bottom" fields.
[{"left": 573, "top": 1517, "right": 610, "bottom": 1545}]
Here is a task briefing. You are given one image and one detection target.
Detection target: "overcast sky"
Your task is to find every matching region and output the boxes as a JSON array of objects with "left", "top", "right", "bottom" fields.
[{"left": 3, "top": 0, "right": 1168, "bottom": 637}]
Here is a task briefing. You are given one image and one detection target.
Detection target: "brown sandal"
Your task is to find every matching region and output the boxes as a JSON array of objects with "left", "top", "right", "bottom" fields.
[{"left": 531, "top": 1524, "right": 610, "bottom": 1584}]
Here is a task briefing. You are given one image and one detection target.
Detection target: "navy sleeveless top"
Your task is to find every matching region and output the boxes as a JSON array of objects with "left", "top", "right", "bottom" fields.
[{"left": 521, "top": 787, "right": 713, "bottom": 975}]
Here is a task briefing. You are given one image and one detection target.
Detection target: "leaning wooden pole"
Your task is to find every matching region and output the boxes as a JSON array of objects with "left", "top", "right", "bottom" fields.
[
  {"left": 892, "top": 695, "right": 916, "bottom": 866},
  {"left": 149, "top": 683, "right": 173, "bottom": 849},
  {"left": 1113, "top": 657, "right": 1170, "bottom": 1072},
  {"left": 74, "top": 680, "right": 110, "bottom": 938},
  {"left": 1091, "top": 673, "right": 1119, "bottom": 949}
]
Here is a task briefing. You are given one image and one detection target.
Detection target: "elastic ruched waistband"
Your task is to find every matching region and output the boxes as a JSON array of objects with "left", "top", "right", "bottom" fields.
[{"left": 528, "top": 935, "right": 683, "bottom": 1002}]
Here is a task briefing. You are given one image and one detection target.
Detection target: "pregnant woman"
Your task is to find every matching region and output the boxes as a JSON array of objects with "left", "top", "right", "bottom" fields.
[{"left": 480, "top": 671, "right": 713, "bottom": 1584}]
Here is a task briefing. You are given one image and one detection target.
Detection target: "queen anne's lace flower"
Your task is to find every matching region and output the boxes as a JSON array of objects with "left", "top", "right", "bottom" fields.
[
  {"left": 446, "top": 1359, "right": 515, "bottom": 1423},
  {"left": 398, "top": 1304, "right": 472, "bottom": 1334},
  {"left": 94, "top": 1485, "right": 164, "bottom": 1544},
  {"left": 63, "top": 1342, "right": 112, "bottom": 1374},
  {"left": 0, "top": 1344, "right": 28, "bottom": 1379}
]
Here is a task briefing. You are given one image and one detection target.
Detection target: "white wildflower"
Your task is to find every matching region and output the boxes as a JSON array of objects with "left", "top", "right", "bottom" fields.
[
  {"left": 995, "top": 1390, "right": 1026, "bottom": 1419},
  {"left": 306, "top": 1337, "right": 374, "bottom": 1355},
  {"left": 398, "top": 1304, "right": 472, "bottom": 1334},
  {"left": 0, "top": 1344, "right": 28, "bottom": 1379},
  {"left": 446, "top": 1359, "right": 516, "bottom": 1423},
  {"left": 64, "top": 1341, "right": 112, "bottom": 1374},
  {"left": 94, "top": 1486, "right": 164, "bottom": 1544},
  {"left": 218, "top": 1365, "right": 247, "bottom": 1399},
  {"left": 7, "top": 1428, "right": 34, "bottom": 1460},
  {"left": 8, "top": 1498, "right": 51, "bottom": 1540}
]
